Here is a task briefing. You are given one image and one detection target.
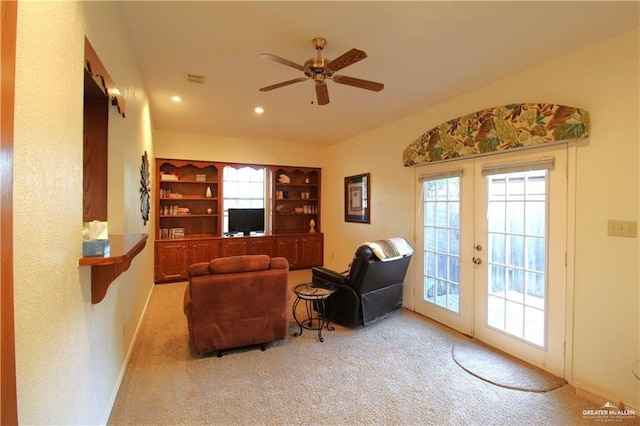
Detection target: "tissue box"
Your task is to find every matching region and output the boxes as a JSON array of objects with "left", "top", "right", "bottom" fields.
[{"left": 83, "top": 239, "right": 110, "bottom": 257}]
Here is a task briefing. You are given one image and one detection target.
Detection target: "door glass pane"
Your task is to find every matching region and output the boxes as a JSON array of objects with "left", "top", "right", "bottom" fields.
[
  {"left": 485, "top": 170, "right": 548, "bottom": 347},
  {"left": 425, "top": 277, "right": 436, "bottom": 303},
  {"left": 425, "top": 202, "right": 435, "bottom": 226},
  {"left": 488, "top": 200, "right": 505, "bottom": 233},
  {"left": 423, "top": 177, "right": 461, "bottom": 313},
  {"left": 525, "top": 306, "right": 545, "bottom": 346}
]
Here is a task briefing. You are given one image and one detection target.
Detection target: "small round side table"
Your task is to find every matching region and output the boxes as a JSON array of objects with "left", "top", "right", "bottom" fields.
[{"left": 292, "top": 283, "right": 336, "bottom": 342}]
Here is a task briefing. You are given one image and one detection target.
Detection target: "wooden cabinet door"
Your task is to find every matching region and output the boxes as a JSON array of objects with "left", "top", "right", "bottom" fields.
[
  {"left": 275, "top": 236, "right": 300, "bottom": 268},
  {"left": 190, "top": 240, "right": 220, "bottom": 264},
  {"left": 221, "top": 238, "right": 247, "bottom": 257},
  {"left": 301, "top": 234, "right": 323, "bottom": 267},
  {"left": 248, "top": 237, "right": 274, "bottom": 256},
  {"left": 155, "top": 242, "right": 189, "bottom": 282}
]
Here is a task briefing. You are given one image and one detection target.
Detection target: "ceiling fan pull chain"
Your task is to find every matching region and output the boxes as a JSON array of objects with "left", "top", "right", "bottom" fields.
[{"left": 310, "top": 80, "right": 315, "bottom": 105}]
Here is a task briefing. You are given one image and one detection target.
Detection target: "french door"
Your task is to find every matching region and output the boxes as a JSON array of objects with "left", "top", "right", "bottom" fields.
[{"left": 414, "top": 145, "right": 568, "bottom": 376}]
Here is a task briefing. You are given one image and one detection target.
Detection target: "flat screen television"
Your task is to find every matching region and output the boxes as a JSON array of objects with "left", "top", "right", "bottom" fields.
[{"left": 228, "top": 208, "right": 265, "bottom": 236}]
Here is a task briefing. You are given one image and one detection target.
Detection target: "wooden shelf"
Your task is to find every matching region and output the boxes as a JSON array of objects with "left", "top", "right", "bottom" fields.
[
  {"left": 160, "top": 197, "right": 218, "bottom": 201},
  {"left": 157, "top": 159, "right": 221, "bottom": 240},
  {"left": 159, "top": 214, "right": 218, "bottom": 218},
  {"left": 274, "top": 230, "right": 316, "bottom": 235},
  {"left": 78, "top": 233, "right": 148, "bottom": 304},
  {"left": 273, "top": 167, "right": 320, "bottom": 234},
  {"left": 161, "top": 180, "right": 217, "bottom": 184},
  {"left": 157, "top": 233, "right": 218, "bottom": 241}
]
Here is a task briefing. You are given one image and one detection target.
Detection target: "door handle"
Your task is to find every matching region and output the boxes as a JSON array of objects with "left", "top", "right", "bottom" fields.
[{"left": 472, "top": 257, "right": 483, "bottom": 265}]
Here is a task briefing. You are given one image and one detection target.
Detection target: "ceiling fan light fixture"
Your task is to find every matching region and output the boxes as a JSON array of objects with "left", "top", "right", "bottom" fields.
[
  {"left": 304, "top": 57, "right": 330, "bottom": 77},
  {"left": 259, "top": 37, "right": 384, "bottom": 105}
]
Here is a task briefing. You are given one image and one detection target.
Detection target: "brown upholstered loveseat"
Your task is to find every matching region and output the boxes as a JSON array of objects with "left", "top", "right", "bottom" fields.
[{"left": 183, "top": 255, "right": 290, "bottom": 356}]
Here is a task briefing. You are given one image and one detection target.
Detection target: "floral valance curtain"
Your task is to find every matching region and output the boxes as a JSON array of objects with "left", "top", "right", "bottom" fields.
[{"left": 402, "top": 103, "right": 590, "bottom": 167}]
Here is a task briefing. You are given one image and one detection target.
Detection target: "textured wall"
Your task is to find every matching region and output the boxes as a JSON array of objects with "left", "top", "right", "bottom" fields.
[
  {"left": 13, "top": 2, "right": 154, "bottom": 424},
  {"left": 154, "top": 130, "right": 321, "bottom": 168}
]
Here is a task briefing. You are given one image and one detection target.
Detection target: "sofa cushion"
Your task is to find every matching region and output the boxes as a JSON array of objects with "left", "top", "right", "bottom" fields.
[
  {"left": 269, "top": 257, "right": 289, "bottom": 270},
  {"left": 209, "top": 254, "right": 270, "bottom": 274},
  {"left": 188, "top": 262, "right": 211, "bottom": 277}
]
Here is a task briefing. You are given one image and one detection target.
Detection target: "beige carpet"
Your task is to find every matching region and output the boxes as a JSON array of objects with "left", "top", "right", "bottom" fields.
[
  {"left": 108, "top": 271, "right": 636, "bottom": 425},
  {"left": 452, "top": 340, "right": 567, "bottom": 392}
]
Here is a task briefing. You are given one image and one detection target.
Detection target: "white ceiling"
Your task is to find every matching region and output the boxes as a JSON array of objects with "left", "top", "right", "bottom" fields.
[{"left": 117, "top": 1, "right": 639, "bottom": 146}]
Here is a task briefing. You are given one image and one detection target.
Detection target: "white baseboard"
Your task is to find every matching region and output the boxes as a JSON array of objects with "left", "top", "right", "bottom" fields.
[
  {"left": 100, "top": 282, "right": 155, "bottom": 425},
  {"left": 572, "top": 382, "right": 638, "bottom": 414}
]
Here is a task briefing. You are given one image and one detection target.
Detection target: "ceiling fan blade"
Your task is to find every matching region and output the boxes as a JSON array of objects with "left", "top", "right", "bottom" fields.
[
  {"left": 326, "top": 48, "right": 367, "bottom": 72},
  {"left": 259, "top": 77, "right": 308, "bottom": 92},
  {"left": 315, "top": 81, "right": 330, "bottom": 105},
  {"left": 332, "top": 75, "right": 384, "bottom": 92},
  {"left": 260, "top": 53, "right": 306, "bottom": 71}
]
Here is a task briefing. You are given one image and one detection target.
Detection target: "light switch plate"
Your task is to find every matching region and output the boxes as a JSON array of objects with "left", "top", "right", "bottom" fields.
[{"left": 607, "top": 220, "right": 637, "bottom": 238}]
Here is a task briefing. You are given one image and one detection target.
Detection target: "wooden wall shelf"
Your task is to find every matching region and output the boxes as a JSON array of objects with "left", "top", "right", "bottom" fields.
[{"left": 79, "top": 233, "right": 148, "bottom": 304}]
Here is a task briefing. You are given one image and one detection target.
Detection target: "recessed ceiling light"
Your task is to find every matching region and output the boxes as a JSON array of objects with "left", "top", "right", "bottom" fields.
[
  {"left": 254, "top": 106, "right": 264, "bottom": 114},
  {"left": 171, "top": 95, "right": 182, "bottom": 102}
]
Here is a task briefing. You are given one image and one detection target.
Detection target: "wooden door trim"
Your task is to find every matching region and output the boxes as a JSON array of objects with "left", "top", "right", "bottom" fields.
[{"left": 1, "top": 0, "right": 19, "bottom": 423}]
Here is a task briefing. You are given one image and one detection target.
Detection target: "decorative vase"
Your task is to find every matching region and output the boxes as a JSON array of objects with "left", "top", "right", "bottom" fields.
[
  {"left": 205, "top": 186, "right": 212, "bottom": 198},
  {"left": 309, "top": 219, "right": 316, "bottom": 233}
]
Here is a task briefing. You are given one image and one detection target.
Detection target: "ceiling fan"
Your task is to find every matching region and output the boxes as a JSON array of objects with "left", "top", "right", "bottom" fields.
[{"left": 259, "top": 37, "right": 384, "bottom": 106}]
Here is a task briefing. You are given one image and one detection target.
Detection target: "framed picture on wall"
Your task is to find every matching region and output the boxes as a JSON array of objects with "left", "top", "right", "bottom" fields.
[{"left": 344, "top": 173, "right": 370, "bottom": 223}]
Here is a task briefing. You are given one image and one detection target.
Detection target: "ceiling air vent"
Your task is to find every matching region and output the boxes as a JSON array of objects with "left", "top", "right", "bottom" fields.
[{"left": 185, "top": 73, "right": 205, "bottom": 86}]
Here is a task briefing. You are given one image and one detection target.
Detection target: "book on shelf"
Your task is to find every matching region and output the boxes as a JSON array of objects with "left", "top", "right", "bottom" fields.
[
  {"left": 160, "top": 173, "right": 179, "bottom": 182},
  {"left": 160, "top": 227, "right": 186, "bottom": 239},
  {"left": 161, "top": 205, "right": 191, "bottom": 215}
]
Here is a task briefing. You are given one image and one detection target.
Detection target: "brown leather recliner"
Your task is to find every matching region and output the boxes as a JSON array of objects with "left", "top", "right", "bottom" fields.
[
  {"left": 311, "top": 237, "right": 413, "bottom": 327},
  {"left": 183, "top": 255, "right": 290, "bottom": 356}
]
